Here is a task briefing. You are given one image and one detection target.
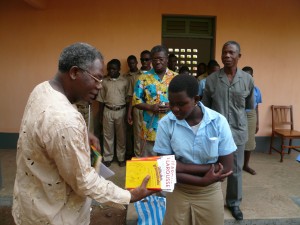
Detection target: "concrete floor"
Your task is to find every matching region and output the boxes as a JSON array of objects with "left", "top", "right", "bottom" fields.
[{"left": 1, "top": 149, "right": 300, "bottom": 225}]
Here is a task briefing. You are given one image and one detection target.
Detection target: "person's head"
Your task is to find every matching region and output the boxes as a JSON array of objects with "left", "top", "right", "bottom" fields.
[
  {"left": 242, "top": 66, "right": 253, "bottom": 77},
  {"left": 168, "top": 74, "right": 200, "bottom": 120},
  {"left": 221, "top": 41, "right": 241, "bottom": 69},
  {"left": 58, "top": 42, "right": 104, "bottom": 103},
  {"left": 151, "top": 45, "right": 168, "bottom": 75},
  {"left": 127, "top": 55, "right": 138, "bottom": 72},
  {"left": 207, "top": 59, "right": 220, "bottom": 75},
  {"left": 178, "top": 65, "right": 190, "bottom": 76},
  {"left": 107, "top": 59, "right": 121, "bottom": 78},
  {"left": 168, "top": 54, "right": 178, "bottom": 71},
  {"left": 197, "top": 63, "right": 206, "bottom": 76},
  {"left": 140, "top": 50, "right": 152, "bottom": 71}
]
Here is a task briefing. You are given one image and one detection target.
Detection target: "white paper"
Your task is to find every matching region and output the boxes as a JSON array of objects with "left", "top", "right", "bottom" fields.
[{"left": 99, "top": 163, "right": 115, "bottom": 179}]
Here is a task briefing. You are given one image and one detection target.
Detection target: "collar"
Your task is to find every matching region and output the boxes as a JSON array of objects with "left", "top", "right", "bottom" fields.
[
  {"left": 108, "top": 75, "right": 120, "bottom": 81},
  {"left": 168, "top": 102, "right": 218, "bottom": 128},
  {"left": 218, "top": 68, "right": 243, "bottom": 86}
]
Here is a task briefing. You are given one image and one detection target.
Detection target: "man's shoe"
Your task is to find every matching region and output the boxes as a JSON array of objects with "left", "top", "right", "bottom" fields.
[
  {"left": 118, "top": 161, "right": 126, "bottom": 167},
  {"left": 229, "top": 206, "right": 243, "bottom": 220},
  {"left": 103, "top": 161, "right": 112, "bottom": 167}
]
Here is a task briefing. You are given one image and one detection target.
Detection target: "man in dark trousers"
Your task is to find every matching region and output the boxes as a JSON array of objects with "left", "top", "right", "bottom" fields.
[{"left": 202, "top": 40, "right": 254, "bottom": 221}]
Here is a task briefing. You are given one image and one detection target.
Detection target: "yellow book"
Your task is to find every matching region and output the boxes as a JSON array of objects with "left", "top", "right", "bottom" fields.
[{"left": 125, "top": 160, "right": 161, "bottom": 190}]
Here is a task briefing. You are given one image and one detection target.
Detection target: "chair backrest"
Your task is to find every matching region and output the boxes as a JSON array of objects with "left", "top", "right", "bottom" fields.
[{"left": 271, "top": 105, "right": 294, "bottom": 131}]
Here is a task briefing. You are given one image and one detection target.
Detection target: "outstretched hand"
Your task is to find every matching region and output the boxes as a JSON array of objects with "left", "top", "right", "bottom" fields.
[{"left": 129, "top": 175, "right": 158, "bottom": 203}]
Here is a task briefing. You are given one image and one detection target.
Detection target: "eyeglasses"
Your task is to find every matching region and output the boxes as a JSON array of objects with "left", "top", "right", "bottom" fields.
[
  {"left": 78, "top": 67, "right": 103, "bottom": 84},
  {"left": 152, "top": 57, "right": 167, "bottom": 62},
  {"left": 140, "top": 58, "right": 151, "bottom": 62}
]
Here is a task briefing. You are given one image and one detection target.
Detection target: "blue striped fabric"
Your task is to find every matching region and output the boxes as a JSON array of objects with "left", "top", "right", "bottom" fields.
[{"left": 134, "top": 195, "right": 166, "bottom": 225}]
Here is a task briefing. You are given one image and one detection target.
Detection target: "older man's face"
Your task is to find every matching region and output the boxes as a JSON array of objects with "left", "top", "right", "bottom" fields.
[
  {"left": 152, "top": 51, "right": 168, "bottom": 74},
  {"left": 221, "top": 44, "right": 241, "bottom": 69},
  {"left": 76, "top": 59, "right": 104, "bottom": 103}
]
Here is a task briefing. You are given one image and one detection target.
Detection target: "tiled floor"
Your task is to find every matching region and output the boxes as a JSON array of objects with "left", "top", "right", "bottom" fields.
[{"left": 1, "top": 149, "right": 300, "bottom": 225}]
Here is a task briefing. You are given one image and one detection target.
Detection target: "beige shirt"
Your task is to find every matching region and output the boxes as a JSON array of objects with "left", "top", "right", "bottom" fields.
[
  {"left": 12, "top": 81, "right": 131, "bottom": 225},
  {"left": 125, "top": 70, "right": 142, "bottom": 97},
  {"left": 96, "top": 75, "right": 129, "bottom": 106},
  {"left": 197, "top": 72, "right": 208, "bottom": 83}
]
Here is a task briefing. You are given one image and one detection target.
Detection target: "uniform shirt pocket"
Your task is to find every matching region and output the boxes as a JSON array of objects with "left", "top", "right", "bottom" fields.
[{"left": 200, "top": 136, "right": 219, "bottom": 163}]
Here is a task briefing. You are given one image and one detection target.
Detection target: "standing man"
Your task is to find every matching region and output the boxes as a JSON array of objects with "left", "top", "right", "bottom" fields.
[
  {"left": 12, "top": 43, "right": 154, "bottom": 225},
  {"left": 125, "top": 55, "right": 143, "bottom": 157},
  {"left": 196, "top": 62, "right": 207, "bottom": 83},
  {"left": 202, "top": 41, "right": 254, "bottom": 221},
  {"left": 242, "top": 66, "right": 262, "bottom": 175},
  {"left": 168, "top": 53, "right": 178, "bottom": 72},
  {"left": 97, "top": 59, "right": 129, "bottom": 167},
  {"left": 132, "top": 45, "right": 177, "bottom": 156},
  {"left": 140, "top": 50, "right": 152, "bottom": 73}
]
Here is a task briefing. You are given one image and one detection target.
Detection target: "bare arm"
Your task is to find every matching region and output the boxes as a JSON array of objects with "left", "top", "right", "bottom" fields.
[
  {"left": 256, "top": 105, "right": 259, "bottom": 133},
  {"left": 127, "top": 96, "right": 133, "bottom": 125},
  {"left": 176, "top": 153, "right": 233, "bottom": 187}
]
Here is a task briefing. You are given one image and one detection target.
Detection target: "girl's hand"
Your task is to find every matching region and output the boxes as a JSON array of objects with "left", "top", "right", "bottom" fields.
[{"left": 202, "top": 163, "right": 232, "bottom": 186}]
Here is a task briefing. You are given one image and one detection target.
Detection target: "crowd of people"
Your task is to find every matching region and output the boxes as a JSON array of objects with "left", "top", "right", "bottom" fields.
[{"left": 13, "top": 41, "right": 262, "bottom": 225}]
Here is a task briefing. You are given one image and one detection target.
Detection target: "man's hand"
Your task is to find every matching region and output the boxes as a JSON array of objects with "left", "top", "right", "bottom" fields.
[
  {"left": 127, "top": 113, "right": 133, "bottom": 125},
  {"left": 129, "top": 175, "right": 158, "bottom": 202},
  {"left": 150, "top": 104, "right": 160, "bottom": 114},
  {"left": 88, "top": 132, "right": 101, "bottom": 152},
  {"left": 158, "top": 103, "right": 169, "bottom": 113}
]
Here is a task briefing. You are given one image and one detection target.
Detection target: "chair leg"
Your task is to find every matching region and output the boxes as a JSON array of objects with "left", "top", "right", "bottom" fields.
[
  {"left": 288, "top": 139, "right": 292, "bottom": 154},
  {"left": 269, "top": 133, "right": 274, "bottom": 154},
  {"left": 280, "top": 138, "right": 284, "bottom": 162}
]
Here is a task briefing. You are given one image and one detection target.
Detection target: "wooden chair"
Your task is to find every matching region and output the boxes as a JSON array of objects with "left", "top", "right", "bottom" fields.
[{"left": 269, "top": 105, "right": 300, "bottom": 162}]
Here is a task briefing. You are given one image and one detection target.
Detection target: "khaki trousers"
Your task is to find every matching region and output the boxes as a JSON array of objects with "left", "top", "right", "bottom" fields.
[
  {"left": 163, "top": 182, "right": 224, "bottom": 225},
  {"left": 102, "top": 107, "right": 126, "bottom": 162},
  {"left": 132, "top": 107, "right": 143, "bottom": 156}
]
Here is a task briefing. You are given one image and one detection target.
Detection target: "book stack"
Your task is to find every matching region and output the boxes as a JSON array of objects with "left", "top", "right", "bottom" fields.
[{"left": 125, "top": 155, "right": 177, "bottom": 192}]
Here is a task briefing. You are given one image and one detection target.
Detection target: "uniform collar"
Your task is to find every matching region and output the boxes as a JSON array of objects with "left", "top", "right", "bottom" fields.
[{"left": 168, "top": 102, "right": 217, "bottom": 128}]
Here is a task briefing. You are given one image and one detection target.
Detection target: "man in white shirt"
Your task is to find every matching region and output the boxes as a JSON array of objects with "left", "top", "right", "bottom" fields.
[{"left": 12, "top": 43, "right": 154, "bottom": 225}]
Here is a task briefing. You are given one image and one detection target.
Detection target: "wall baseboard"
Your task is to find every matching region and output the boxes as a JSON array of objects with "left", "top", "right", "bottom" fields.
[
  {"left": 0, "top": 133, "right": 19, "bottom": 149},
  {"left": 0, "top": 133, "right": 299, "bottom": 152}
]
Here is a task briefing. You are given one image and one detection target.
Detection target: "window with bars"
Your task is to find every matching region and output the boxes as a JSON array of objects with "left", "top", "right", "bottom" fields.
[
  {"left": 168, "top": 48, "right": 199, "bottom": 76},
  {"left": 162, "top": 16, "right": 215, "bottom": 76}
]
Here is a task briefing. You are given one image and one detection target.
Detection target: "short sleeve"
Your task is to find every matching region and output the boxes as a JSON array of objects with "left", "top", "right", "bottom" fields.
[
  {"left": 217, "top": 116, "right": 237, "bottom": 156},
  {"left": 153, "top": 119, "right": 174, "bottom": 155},
  {"left": 132, "top": 77, "right": 145, "bottom": 106},
  {"left": 96, "top": 87, "right": 105, "bottom": 103},
  {"left": 256, "top": 87, "right": 262, "bottom": 104}
]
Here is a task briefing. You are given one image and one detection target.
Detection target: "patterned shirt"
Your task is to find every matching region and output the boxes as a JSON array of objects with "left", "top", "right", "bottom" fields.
[
  {"left": 13, "top": 81, "right": 130, "bottom": 225},
  {"left": 132, "top": 68, "right": 177, "bottom": 141}
]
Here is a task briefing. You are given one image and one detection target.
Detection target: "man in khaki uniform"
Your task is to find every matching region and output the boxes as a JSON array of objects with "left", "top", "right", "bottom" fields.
[
  {"left": 96, "top": 59, "right": 129, "bottom": 167},
  {"left": 125, "top": 55, "right": 143, "bottom": 157},
  {"left": 75, "top": 101, "right": 94, "bottom": 132},
  {"left": 196, "top": 62, "right": 207, "bottom": 83}
]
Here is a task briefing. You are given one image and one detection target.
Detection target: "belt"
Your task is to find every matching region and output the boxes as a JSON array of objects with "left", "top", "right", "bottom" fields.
[
  {"left": 76, "top": 104, "right": 89, "bottom": 109},
  {"left": 105, "top": 104, "right": 126, "bottom": 111}
]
